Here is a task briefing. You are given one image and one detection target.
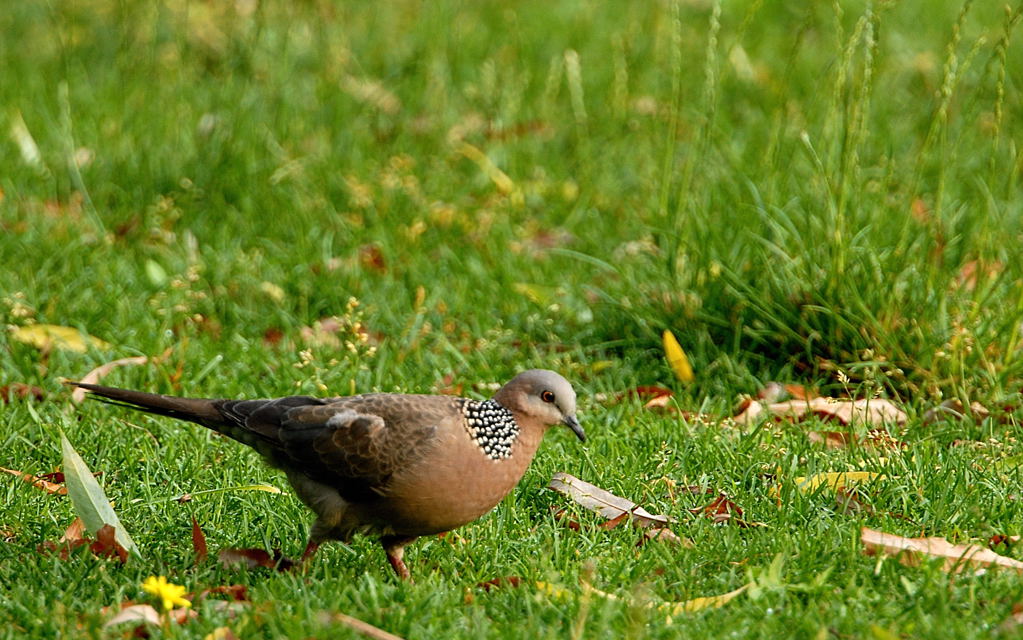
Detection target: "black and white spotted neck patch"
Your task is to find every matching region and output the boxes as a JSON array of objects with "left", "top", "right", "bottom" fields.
[{"left": 458, "top": 398, "right": 519, "bottom": 460}]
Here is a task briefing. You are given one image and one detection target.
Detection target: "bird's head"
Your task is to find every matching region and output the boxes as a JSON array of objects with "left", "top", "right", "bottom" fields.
[{"left": 494, "top": 369, "right": 585, "bottom": 442}]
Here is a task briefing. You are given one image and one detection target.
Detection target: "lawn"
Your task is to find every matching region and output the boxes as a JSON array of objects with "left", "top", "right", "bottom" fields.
[{"left": 3, "top": 0, "right": 1023, "bottom": 637}]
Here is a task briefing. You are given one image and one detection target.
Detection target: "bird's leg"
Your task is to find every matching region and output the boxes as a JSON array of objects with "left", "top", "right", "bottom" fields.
[
  {"left": 302, "top": 512, "right": 342, "bottom": 565},
  {"left": 381, "top": 535, "right": 418, "bottom": 581}
]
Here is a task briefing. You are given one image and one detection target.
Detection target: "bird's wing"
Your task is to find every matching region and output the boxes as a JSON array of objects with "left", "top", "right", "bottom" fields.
[{"left": 214, "top": 394, "right": 446, "bottom": 499}]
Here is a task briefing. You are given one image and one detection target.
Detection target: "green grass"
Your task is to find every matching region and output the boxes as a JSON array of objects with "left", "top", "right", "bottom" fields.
[{"left": 3, "top": 0, "right": 1023, "bottom": 637}]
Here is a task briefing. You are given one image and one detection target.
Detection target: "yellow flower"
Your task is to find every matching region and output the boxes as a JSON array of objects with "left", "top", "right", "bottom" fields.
[{"left": 141, "top": 576, "right": 192, "bottom": 611}]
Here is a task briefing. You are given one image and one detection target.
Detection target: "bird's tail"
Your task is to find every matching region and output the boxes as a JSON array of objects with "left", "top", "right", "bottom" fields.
[{"left": 69, "top": 382, "right": 224, "bottom": 426}]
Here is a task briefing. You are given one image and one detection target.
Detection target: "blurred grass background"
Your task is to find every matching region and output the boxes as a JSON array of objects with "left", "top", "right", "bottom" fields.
[
  {"left": 3, "top": 1, "right": 1022, "bottom": 400},
  {"left": 3, "top": 1, "right": 1023, "bottom": 638}
]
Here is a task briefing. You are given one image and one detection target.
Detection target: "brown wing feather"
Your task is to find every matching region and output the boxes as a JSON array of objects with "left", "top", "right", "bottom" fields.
[{"left": 218, "top": 394, "right": 450, "bottom": 501}]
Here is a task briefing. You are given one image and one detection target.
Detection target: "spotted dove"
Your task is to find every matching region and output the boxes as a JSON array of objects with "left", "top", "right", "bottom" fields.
[{"left": 70, "top": 370, "right": 584, "bottom": 579}]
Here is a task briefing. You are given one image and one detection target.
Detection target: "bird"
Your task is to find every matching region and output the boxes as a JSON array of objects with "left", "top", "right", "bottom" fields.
[{"left": 70, "top": 369, "right": 584, "bottom": 579}]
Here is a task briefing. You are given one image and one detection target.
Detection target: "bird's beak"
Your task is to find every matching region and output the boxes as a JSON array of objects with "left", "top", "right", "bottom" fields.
[{"left": 562, "top": 415, "right": 586, "bottom": 442}]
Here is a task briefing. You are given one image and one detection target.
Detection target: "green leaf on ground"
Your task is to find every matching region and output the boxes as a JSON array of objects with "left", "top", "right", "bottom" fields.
[{"left": 59, "top": 431, "right": 140, "bottom": 557}]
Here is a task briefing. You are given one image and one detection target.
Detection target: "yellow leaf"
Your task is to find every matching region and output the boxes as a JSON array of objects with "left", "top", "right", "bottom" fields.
[
  {"left": 235, "top": 483, "right": 283, "bottom": 494},
  {"left": 662, "top": 583, "right": 749, "bottom": 617},
  {"left": 795, "top": 471, "right": 885, "bottom": 493},
  {"left": 536, "top": 580, "right": 748, "bottom": 621},
  {"left": 10, "top": 324, "right": 111, "bottom": 353},
  {"left": 662, "top": 330, "right": 694, "bottom": 383}
]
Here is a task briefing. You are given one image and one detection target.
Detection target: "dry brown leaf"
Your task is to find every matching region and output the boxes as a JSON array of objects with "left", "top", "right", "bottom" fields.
[
  {"left": 548, "top": 472, "right": 673, "bottom": 527},
  {"left": 169, "top": 606, "right": 198, "bottom": 625},
  {"left": 91, "top": 524, "right": 130, "bottom": 563},
  {"left": 757, "top": 382, "right": 789, "bottom": 403},
  {"left": 71, "top": 355, "right": 152, "bottom": 404},
  {"left": 758, "top": 382, "right": 822, "bottom": 402},
  {"left": 628, "top": 385, "right": 674, "bottom": 399},
  {"left": 989, "top": 535, "right": 1021, "bottom": 549},
  {"left": 192, "top": 518, "right": 208, "bottom": 565},
  {"left": 613, "top": 386, "right": 675, "bottom": 410},
  {"left": 598, "top": 512, "right": 631, "bottom": 530},
  {"left": 319, "top": 612, "right": 407, "bottom": 640},
  {"left": 218, "top": 547, "right": 295, "bottom": 572},
  {"left": 639, "top": 527, "right": 691, "bottom": 546},
  {"left": 195, "top": 584, "right": 250, "bottom": 603},
  {"left": 643, "top": 394, "right": 674, "bottom": 410},
  {"left": 0, "top": 383, "right": 45, "bottom": 403},
  {"left": 861, "top": 527, "right": 1023, "bottom": 574},
  {"left": 358, "top": 243, "right": 387, "bottom": 273},
  {"left": 39, "top": 523, "right": 128, "bottom": 563},
  {"left": 736, "top": 397, "right": 906, "bottom": 426},
  {"left": 60, "top": 518, "right": 86, "bottom": 544},
  {"left": 549, "top": 473, "right": 686, "bottom": 545},
  {"left": 103, "top": 599, "right": 199, "bottom": 633},
  {"left": 0, "top": 466, "right": 67, "bottom": 495},
  {"left": 922, "top": 399, "right": 990, "bottom": 425},
  {"left": 689, "top": 494, "right": 766, "bottom": 528},
  {"left": 690, "top": 494, "right": 741, "bottom": 524},
  {"left": 553, "top": 505, "right": 689, "bottom": 545},
  {"left": 732, "top": 397, "right": 764, "bottom": 422},
  {"left": 262, "top": 327, "right": 285, "bottom": 347},
  {"left": 785, "top": 384, "right": 817, "bottom": 400},
  {"left": 550, "top": 506, "right": 582, "bottom": 532},
  {"left": 103, "top": 604, "right": 162, "bottom": 629}
]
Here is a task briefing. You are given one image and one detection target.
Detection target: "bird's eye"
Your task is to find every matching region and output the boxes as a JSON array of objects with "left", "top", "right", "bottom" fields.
[{"left": 541, "top": 390, "right": 555, "bottom": 403}]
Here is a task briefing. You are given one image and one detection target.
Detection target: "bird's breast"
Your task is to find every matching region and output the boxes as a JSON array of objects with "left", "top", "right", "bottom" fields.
[{"left": 367, "top": 425, "right": 544, "bottom": 535}]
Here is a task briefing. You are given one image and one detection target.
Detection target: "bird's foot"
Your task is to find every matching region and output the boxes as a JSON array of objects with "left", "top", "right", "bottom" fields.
[
  {"left": 381, "top": 535, "right": 418, "bottom": 582},
  {"left": 387, "top": 552, "right": 412, "bottom": 581}
]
